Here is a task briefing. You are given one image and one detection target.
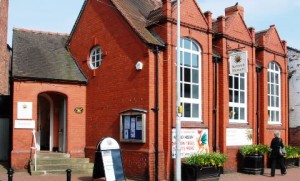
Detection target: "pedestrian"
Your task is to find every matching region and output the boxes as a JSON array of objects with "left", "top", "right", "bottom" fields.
[{"left": 270, "top": 130, "right": 286, "bottom": 177}]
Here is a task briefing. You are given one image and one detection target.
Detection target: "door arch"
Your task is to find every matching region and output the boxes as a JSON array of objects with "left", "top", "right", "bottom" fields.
[{"left": 38, "top": 92, "right": 66, "bottom": 152}]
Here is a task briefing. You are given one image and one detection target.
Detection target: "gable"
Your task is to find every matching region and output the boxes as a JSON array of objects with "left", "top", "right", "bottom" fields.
[
  {"left": 262, "top": 26, "right": 285, "bottom": 54},
  {"left": 225, "top": 13, "right": 252, "bottom": 43},
  {"left": 173, "top": 0, "right": 209, "bottom": 29}
]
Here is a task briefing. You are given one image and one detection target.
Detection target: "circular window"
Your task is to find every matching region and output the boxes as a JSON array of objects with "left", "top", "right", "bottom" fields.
[{"left": 89, "top": 46, "right": 102, "bottom": 69}]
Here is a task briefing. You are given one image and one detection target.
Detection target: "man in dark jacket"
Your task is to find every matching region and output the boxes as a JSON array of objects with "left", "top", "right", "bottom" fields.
[{"left": 270, "top": 131, "right": 286, "bottom": 177}]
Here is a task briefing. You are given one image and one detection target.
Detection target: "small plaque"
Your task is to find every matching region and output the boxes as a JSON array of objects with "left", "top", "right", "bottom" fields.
[{"left": 74, "top": 107, "right": 84, "bottom": 114}]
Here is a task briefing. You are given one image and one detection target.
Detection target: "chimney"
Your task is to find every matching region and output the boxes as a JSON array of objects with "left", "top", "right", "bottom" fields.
[
  {"left": 248, "top": 27, "right": 255, "bottom": 44},
  {"left": 225, "top": 5, "right": 244, "bottom": 19},
  {"left": 217, "top": 16, "right": 225, "bottom": 33},
  {"left": 204, "top": 11, "right": 212, "bottom": 30},
  {"left": 162, "top": 0, "right": 171, "bottom": 18}
]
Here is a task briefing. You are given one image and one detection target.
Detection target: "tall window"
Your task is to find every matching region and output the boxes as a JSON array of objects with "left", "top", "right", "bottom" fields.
[
  {"left": 179, "top": 38, "right": 202, "bottom": 122},
  {"left": 268, "top": 62, "right": 281, "bottom": 123},
  {"left": 89, "top": 46, "right": 102, "bottom": 69},
  {"left": 229, "top": 73, "right": 247, "bottom": 123}
]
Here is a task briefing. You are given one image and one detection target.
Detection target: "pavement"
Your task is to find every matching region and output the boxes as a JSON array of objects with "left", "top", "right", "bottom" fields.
[{"left": 1, "top": 161, "right": 300, "bottom": 181}]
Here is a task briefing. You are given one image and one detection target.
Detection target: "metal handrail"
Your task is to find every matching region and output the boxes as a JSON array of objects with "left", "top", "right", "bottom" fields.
[{"left": 31, "top": 129, "right": 37, "bottom": 171}]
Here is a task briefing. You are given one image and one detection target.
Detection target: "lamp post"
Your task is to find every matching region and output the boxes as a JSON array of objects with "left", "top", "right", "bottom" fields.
[{"left": 175, "top": 0, "right": 181, "bottom": 180}]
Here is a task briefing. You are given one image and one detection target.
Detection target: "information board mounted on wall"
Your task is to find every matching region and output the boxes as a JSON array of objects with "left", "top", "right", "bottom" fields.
[{"left": 120, "top": 108, "right": 146, "bottom": 143}]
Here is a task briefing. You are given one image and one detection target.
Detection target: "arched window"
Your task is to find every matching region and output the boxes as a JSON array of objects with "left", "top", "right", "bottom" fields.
[
  {"left": 268, "top": 62, "right": 281, "bottom": 124},
  {"left": 89, "top": 46, "right": 102, "bottom": 69},
  {"left": 179, "top": 38, "right": 202, "bottom": 122}
]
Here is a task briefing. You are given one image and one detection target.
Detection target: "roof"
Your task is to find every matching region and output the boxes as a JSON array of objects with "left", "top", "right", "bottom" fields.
[
  {"left": 68, "top": 0, "right": 165, "bottom": 47},
  {"left": 110, "top": 0, "right": 165, "bottom": 47},
  {"left": 12, "top": 28, "right": 87, "bottom": 83}
]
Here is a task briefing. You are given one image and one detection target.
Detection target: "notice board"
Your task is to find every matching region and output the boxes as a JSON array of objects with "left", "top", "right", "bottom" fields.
[{"left": 120, "top": 109, "right": 146, "bottom": 143}]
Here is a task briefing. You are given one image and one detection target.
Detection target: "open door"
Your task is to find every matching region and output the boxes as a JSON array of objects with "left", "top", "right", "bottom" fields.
[{"left": 38, "top": 93, "right": 66, "bottom": 152}]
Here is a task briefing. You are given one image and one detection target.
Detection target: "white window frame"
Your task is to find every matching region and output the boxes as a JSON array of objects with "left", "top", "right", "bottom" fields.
[
  {"left": 268, "top": 62, "right": 281, "bottom": 124},
  {"left": 89, "top": 46, "right": 102, "bottom": 69},
  {"left": 179, "top": 38, "right": 202, "bottom": 122},
  {"left": 228, "top": 72, "right": 247, "bottom": 123}
]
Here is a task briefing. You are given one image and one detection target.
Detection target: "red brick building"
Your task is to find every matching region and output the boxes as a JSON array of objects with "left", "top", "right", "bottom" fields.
[
  {"left": 6, "top": 0, "right": 289, "bottom": 180},
  {"left": 10, "top": 29, "right": 87, "bottom": 169}
]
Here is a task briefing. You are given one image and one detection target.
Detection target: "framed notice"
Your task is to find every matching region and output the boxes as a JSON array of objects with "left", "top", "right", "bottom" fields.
[
  {"left": 17, "top": 102, "right": 32, "bottom": 119},
  {"left": 120, "top": 108, "right": 146, "bottom": 143}
]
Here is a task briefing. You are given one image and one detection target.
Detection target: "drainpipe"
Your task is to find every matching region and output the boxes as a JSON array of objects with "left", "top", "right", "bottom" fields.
[
  {"left": 151, "top": 46, "right": 159, "bottom": 181},
  {"left": 213, "top": 55, "right": 221, "bottom": 152},
  {"left": 256, "top": 65, "right": 262, "bottom": 144}
]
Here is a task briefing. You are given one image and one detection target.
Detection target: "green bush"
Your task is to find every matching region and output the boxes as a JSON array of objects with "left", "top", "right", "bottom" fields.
[
  {"left": 184, "top": 152, "right": 227, "bottom": 167},
  {"left": 285, "top": 145, "right": 300, "bottom": 159},
  {"left": 240, "top": 144, "right": 271, "bottom": 157}
]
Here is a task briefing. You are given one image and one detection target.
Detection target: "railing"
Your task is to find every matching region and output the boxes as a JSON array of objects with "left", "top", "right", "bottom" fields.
[{"left": 31, "top": 129, "right": 37, "bottom": 171}]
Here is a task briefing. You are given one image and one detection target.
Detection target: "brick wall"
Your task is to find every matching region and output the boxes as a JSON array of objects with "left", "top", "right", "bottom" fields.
[
  {"left": 0, "top": 0, "right": 10, "bottom": 95},
  {"left": 11, "top": 81, "right": 86, "bottom": 170}
]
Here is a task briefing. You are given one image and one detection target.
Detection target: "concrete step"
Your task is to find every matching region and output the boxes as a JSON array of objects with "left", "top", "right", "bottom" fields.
[
  {"left": 32, "top": 157, "right": 90, "bottom": 164},
  {"left": 29, "top": 152, "right": 94, "bottom": 176},
  {"left": 36, "top": 152, "right": 70, "bottom": 159}
]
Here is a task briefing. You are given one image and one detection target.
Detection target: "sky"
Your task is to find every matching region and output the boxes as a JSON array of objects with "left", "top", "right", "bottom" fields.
[{"left": 7, "top": 0, "right": 300, "bottom": 49}]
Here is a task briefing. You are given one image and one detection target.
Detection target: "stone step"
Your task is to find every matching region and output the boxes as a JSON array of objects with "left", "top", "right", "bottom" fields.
[
  {"left": 35, "top": 152, "right": 70, "bottom": 159},
  {"left": 31, "top": 157, "right": 90, "bottom": 164},
  {"left": 30, "top": 162, "right": 94, "bottom": 171},
  {"left": 29, "top": 152, "right": 94, "bottom": 176},
  {"left": 30, "top": 168, "right": 94, "bottom": 176}
]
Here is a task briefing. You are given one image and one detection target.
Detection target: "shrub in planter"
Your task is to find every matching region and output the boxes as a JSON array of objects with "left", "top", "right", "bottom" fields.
[
  {"left": 284, "top": 145, "right": 300, "bottom": 167},
  {"left": 182, "top": 152, "right": 227, "bottom": 181},
  {"left": 239, "top": 144, "right": 271, "bottom": 175}
]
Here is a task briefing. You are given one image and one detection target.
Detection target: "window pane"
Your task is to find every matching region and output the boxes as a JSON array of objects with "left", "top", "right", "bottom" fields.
[
  {"left": 192, "top": 54, "right": 198, "bottom": 68},
  {"left": 275, "top": 64, "right": 279, "bottom": 71},
  {"left": 184, "top": 39, "right": 191, "bottom": 49},
  {"left": 271, "top": 72, "right": 274, "bottom": 83},
  {"left": 192, "top": 104, "right": 199, "bottom": 117},
  {"left": 184, "top": 68, "right": 191, "bottom": 82},
  {"left": 276, "top": 111, "right": 279, "bottom": 122},
  {"left": 184, "top": 103, "right": 191, "bottom": 117},
  {"left": 192, "top": 42, "right": 198, "bottom": 51},
  {"left": 192, "top": 85, "right": 199, "bottom": 99},
  {"left": 180, "top": 51, "right": 183, "bottom": 65},
  {"left": 240, "top": 77, "right": 245, "bottom": 90},
  {"left": 192, "top": 69, "right": 198, "bottom": 83},
  {"left": 275, "top": 73, "right": 279, "bottom": 84},
  {"left": 180, "top": 83, "right": 183, "bottom": 97},
  {"left": 229, "top": 90, "right": 233, "bottom": 102},
  {"left": 234, "top": 91, "right": 239, "bottom": 103},
  {"left": 234, "top": 107, "right": 239, "bottom": 120},
  {"left": 229, "top": 107, "right": 234, "bottom": 119},
  {"left": 229, "top": 76, "right": 233, "bottom": 88},
  {"left": 276, "top": 97, "right": 279, "bottom": 107},
  {"left": 275, "top": 85, "right": 279, "bottom": 96},
  {"left": 271, "top": 85, "right": 274, "bottom": 94},
  {"left": 240, "top": 108, "right": 245, "bottom": 120},
  {"left": 180, "top": 67, "right": 183, "bottom": 81},
  {"left": 234, "top": 77, "right": 239, "bottom": 89},
  {"left": 184, "top": 83, "right": 191, "bottom": 98},
  {"left": 184, "top": 52, "right": 191, "bottom": 66},
  {"left": 240, "top": 92, "right": 245, "bottom": 103},
  {"left": 271, "top": 111, "right": 274, "bottom": 121}
]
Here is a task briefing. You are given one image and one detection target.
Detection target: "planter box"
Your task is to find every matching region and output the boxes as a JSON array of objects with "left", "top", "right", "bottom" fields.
[
  {"left": 267, "top": 157, "right": 300, "bottom": 169},
  {"left": 182, "top": 164, "right": 221, "bottom": 181},
  {"left": 284, "top": 158, "right": 300, "bottom": 168},
  {"left": 241, "top": 154, "right": 264, "bottom": 175}
]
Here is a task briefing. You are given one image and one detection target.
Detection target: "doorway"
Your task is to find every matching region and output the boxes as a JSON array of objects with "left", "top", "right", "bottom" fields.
[{"left": 37, "top": 93, "right": 66, "bottom": 152}]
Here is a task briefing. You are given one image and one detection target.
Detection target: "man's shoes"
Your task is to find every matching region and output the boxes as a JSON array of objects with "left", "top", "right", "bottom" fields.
[{"left": 281, "top": 172, "right": 287, "bottom": 175}]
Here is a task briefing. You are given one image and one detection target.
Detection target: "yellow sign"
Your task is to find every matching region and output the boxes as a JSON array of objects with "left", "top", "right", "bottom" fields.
[{"left": 74, "top": 107, "right": 84, "bottom": 114}]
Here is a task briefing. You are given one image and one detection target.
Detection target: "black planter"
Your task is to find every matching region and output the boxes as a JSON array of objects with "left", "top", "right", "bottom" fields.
[
  {"left": 242, "top": 154, "right": 264, "bottom": 175},
  {"left": 267, "top": 157, "right": 300, "bottom": 169},
  {"left": 182, "top": 164, "right": 220, "bottom": 181},
  {"left": 284, "top": 158, "right": 300, "bottom": 168}
]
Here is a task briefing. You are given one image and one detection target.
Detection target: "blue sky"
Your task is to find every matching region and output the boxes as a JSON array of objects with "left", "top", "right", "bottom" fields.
[{"left": 7, "top": 0, "right": 300, "bottom": 49}]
